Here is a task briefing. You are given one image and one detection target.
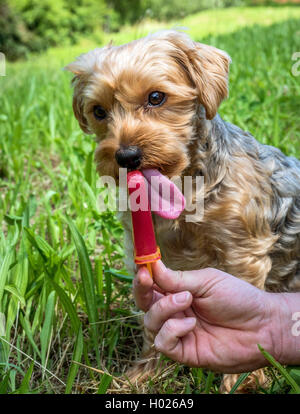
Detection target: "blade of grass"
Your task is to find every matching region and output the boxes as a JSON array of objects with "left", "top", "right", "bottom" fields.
[
  {"left": 65, "top": 217, "right": 100, "bottom": 366},
  {"left": 84, "top": 149, "right": 95, "bottom": 187},
  {"left": 0, "top": 373, "right": 9, "bottom": 394},
  {"left": 65, "top": 325, "right": 83, "bottom": 394},
  {"left": 229, "top": 372, "right": 251, "bottom": 394},
  {"left": 0, "top": 249, "right": 14, "bottom": 309},
  {"left": 72, "top": 360, "right": 128, "bottom": 385},
  {"left": 47, "top": 277, "right": 80, "bottom": 333},
  {"left": 15, "top": 361, "right": 34, "bottom": 394},
  {"left": 97, "top": 373, "right": 113, "bottom": 394},
  {"left": 287, "top": 366, "right": 300, "bottom": 386},
  {"left": 105, "top": 269, "right": 134, "bottom": 282},
  {"left": 0, "top": 336, "right": 65, "bottom": 386},
  {"left": 95, "top": 257, "right": 103, "bottom": 298},
  {"left": 4, "top": 285, "right": 26, "bottom": 307},
  {"left": 258, "top": 344, "right": 300, "bottom": 394},
  {"left": 40, "top": 290, "right": 56, "bottom": 371},
  {"left": 204, "top": 370, "right": 215, "bottom": 394},
  {"left": 24, "top": 227, "right": 55, "bottom": 261},
  {"left": 104, "top": 271, "right": 112, "bottom": 316},
  {"left": 191, "top": 368, "right": 203, "bottom": 389},
  {"left": 19, "top": 314, "right": 41, "bottom": 358}
]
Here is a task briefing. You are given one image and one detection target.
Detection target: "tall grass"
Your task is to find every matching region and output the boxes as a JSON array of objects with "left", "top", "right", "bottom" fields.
[{"left": 0, "top": 7, "right": 300, "bottom": 393}]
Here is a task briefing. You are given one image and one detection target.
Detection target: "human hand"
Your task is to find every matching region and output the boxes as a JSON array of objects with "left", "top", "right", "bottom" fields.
[{"left": 133, "top": 261, "right": 286, "bottom": 373}]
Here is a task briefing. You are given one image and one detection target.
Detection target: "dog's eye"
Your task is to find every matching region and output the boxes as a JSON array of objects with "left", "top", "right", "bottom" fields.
[
  {"left": 93, "top": 105, "right": 106, "bottom": 120},
  {"left": 148, "top": 91, "right": 165, "bottom": 107}
]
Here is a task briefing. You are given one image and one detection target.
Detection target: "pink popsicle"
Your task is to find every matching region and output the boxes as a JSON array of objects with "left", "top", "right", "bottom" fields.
[{"left": 127, "top": 170, "right": 161, "bottom": 275}]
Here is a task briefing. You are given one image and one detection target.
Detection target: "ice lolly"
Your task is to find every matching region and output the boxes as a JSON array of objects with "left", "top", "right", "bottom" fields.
[{"left": 127, "top": 170, "right": 161, "bottom": 277}]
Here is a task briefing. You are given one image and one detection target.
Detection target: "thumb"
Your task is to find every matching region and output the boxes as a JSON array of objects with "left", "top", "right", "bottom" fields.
[{"left": 152, "top": 260, "right": 226, "bottom": 296}]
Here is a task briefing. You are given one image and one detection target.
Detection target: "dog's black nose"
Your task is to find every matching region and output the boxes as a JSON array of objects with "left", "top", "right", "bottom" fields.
[{"left": 115, "top": 146, "right": 142, "bottom": 169}]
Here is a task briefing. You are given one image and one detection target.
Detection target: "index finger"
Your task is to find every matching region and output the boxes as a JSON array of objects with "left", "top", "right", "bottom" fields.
[{"left": 152, "top": 260, "right": 228, "bottom": 296}]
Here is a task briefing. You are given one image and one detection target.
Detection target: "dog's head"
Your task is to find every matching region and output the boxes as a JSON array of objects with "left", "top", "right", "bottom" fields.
[{"left": 65, "top": 31, "right": 231, "bottom": 179}]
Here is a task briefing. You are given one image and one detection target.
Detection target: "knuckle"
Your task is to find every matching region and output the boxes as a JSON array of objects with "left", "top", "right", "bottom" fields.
[
  {"left": 164, "top": 318, "right": 177, "bottom": 334},
  {"left": 158, "top": 266, "right": 174, "bottom": 287},
  {"left": 174, "top": 270, "right": 184, "bottom": 291},
  {"left": 161, "top": 267, "right": 170, "bottom": 281},
  {"left": 156, "top": 297, "right": 169, "bottom": 314}
]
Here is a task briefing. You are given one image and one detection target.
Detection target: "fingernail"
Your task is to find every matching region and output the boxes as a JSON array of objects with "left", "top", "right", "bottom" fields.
[{"left": 173, "top": 291, "right": 189, "bottom": 304}]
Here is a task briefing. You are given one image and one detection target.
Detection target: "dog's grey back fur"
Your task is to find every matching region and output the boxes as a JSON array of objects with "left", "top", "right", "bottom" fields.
[
  {"left": 206, "top": 115, "right": 300, "bottom": 291},
  {"left": 260, "top": 142, "right": 300, "bottom": 291}
]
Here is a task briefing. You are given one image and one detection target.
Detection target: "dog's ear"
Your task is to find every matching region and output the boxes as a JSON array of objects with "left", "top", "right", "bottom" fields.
[
  {"left": 64, "top": 49, "right": 103, "bottom": 134},
  {"left": 188, "top": 42, "right": 231, "bottom": 119},
  {"left": 164, "top": 31, "right": 231, "bottom": 119}
]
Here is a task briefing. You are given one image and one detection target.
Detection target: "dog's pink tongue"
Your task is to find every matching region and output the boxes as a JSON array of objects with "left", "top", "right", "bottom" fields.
[{"left": 142, "top": 169, "right": 185, "bottom": 219}]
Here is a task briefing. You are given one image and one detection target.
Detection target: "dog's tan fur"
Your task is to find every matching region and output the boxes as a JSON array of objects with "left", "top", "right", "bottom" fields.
[{"left": 65, "top": 31, "right": 300, "bottom": 392}]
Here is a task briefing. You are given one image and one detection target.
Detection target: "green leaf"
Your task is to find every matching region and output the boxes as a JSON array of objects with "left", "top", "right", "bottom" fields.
[
  {"left": 49, "top": 104, "right": 56, "bottom": 139},
  {"left": 258, "top": 344, "right": 300, "bottom": 394},
  {"left": 104, "top": 271, "right": 112, "bottom": 315},
  {"left": 287, "top": 366, "right": 300, "bottom": 386},
  {"left": 15, "top": 361, "right": 34, "bottom": 394},
  {"left": 105, "top": 269, "right": 134, "bottom": 282},
  {"left": 229, "top": 372, "right": 251, "bottom": 394},
  {"left": 0, "top": 312, "right": 6, "bottom": 337},
  {"left": 24, "top": 228, "right": 55, "bottom": 261},
  {"left": 65, "top": 218, "right": 97, "bottom": 321},
  {"left": 19, "top": 314, "right": 41, "bottom": 358},
  {"left": 191, "top": 368, "right": 203, "bottom": 388},
  {"left": 82, "top": 181, "right": 98, "bottom": 213},
  {"left": 4, "top": 284, "right": 26, "bottom": 306},
  {"left": 65, "top": 326, "right": 84, "bottom": 394},
  {"left": 6, "top": 296, "right": 19, "bottom": 337},
  {"left": 204, "top": 370, "right": 214, "bottom": 394},
  {"left": 47, "top": 277, "right": 80, "bottom": 332},
  {"left": 95, "top": 257, "right": 103, "bottom": 298},
  {"left": 97, "top": 373, "right": 113, "bottom": 394},
  {"left": 47, "top": 216, "right": 59, "bottom": 247},
  {"left": 4, "top": 215, "right": 23, "bottom": 225},
  {"left": 0, "top": 373, "right": 9, "bottom": 394},
  {"left": 84, "top": 150, "right": 94, "bottom": 187},
  {"left": 59, "top": 244, "right": 76, "bottom": 262},
  {"left": 15, "top": 250, "right": 29, "bottom": 298},
  {"left": 0, "top": 249, "right": 14, "bottom": 308},
  {"left": 40, "top": 291, "right": 56, "bottom": 369},
  {"left": 65, "top": 217, "right": 100, "bottom": 365}
]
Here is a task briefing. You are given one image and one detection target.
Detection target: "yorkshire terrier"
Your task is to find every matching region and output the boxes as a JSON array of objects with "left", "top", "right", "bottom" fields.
[{"left": 65, "top": 30, "right": 300, "bottom": 393}]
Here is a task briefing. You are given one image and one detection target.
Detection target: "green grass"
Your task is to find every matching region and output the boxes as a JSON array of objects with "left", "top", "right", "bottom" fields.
[{"left": 0, "top": 6, "right": 300, "bottom": 393}]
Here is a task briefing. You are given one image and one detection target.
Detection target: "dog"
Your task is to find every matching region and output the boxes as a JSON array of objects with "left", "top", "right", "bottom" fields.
[{"left": 65, "top": 30, "right": 300, "bottom": 392}]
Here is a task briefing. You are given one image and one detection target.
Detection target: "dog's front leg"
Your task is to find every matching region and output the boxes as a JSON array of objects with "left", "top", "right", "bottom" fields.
[{"left": 118, "top": 210, "right": 136, "bottom": 276}]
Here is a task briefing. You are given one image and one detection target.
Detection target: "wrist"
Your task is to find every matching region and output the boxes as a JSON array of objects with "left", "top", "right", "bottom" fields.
[{"left": 264, "top": 292, "right": 300, "bottom": 366}]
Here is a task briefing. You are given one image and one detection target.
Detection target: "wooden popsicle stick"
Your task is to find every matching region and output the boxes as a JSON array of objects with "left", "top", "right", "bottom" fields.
[{"left": 146, "top": 262, "right": 153, "bottom": 278}]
